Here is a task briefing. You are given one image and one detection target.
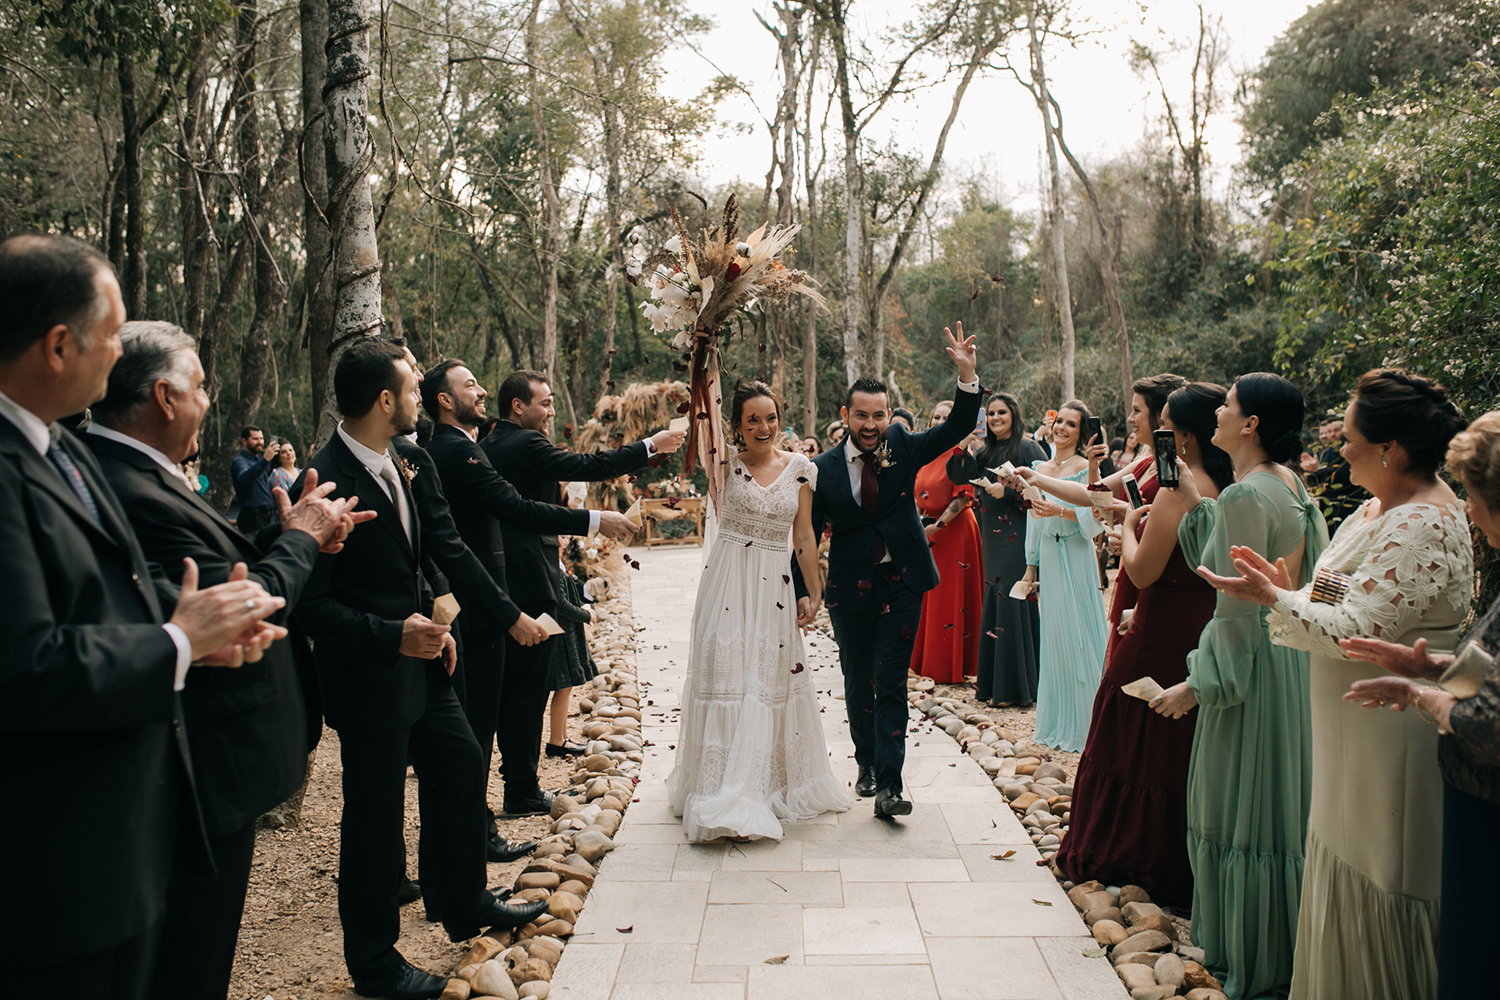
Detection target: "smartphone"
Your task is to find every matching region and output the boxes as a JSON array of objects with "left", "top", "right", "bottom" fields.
[
  {"left": 1086, "top": 416, "right": 1103, "bottom": 449},
  {"left": 1122, "top": 472, "right": 1144, "bottom": 509},
  {"left": 1045, "top": 409, "right": 1058, "bottom": 424},
  {"left": 1153, "top": 430, "right": 1180, "bottom": 488}
]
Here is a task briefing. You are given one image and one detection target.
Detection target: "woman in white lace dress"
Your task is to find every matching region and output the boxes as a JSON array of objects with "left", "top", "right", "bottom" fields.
[
  {"left": 1199, "top": 369, "right": 1471, "bottom": 1000},
  {"left": 667, "top": 381, "right": 850, "bottom": 841}
]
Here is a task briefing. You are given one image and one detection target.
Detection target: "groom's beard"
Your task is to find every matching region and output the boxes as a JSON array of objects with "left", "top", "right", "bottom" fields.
[
  {"left": 850, "top": 427, "right": 884, "bottom": 453},
  {"left": 455, "top": 398, "right": 483, "bottom": 429}
]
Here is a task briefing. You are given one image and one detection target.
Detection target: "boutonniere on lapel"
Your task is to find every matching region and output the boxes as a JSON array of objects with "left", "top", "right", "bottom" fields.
[
  {"left": 395, "top": 455, "right": 418, "bottom": 487},
  {"left": 873, "top": 439, "right": 896, "bottom": 471}
]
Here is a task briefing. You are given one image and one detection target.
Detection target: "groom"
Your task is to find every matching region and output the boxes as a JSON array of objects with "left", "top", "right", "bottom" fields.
[{"left": 796, "top": 325, "right": 982, "bottom": 817}]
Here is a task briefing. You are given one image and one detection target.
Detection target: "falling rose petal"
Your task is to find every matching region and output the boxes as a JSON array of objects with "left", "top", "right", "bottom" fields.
[
  {"left": 957, "top": 561, "right": 971, "bottom": 569},
  {"left": 791, "top": 663, "right": 804, "bottom": 674},
  {"left": 617, "top": 925, "right": 634, "bottom": 933},
  {"left": 970, "top": 288, "right": 979, "bottom": 300},
  {"left": 986, "top": 630, "right": 999, "bottom": 639},
  {"left": 900, "top": 626, "right": 912, "bottom": 640},
  {"left": 782, "top": 574, "right": 790, "bottom": 584},
  {"left": 943, "top": 623, "right": 956, "bottom": 630},
  {"left": 776, "top": 602, "right": 784, "bottom": 610}
]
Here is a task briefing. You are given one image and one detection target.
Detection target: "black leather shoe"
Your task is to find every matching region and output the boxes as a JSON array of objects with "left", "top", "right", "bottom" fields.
[
  {"left": 487, "top": 830, "right": 539, "bottom": 863},
  {"left": 501, "top": 790, "right": 556, "bottom": 818},
  {"left": 873, "top": 788, "right": 913, "bottom": 818},
  {"left": 351, "top": 959, "right": 447, "bottom": 1000},
  {"left": 545, "top": 740, "right": 588, "bottom": 758},
  {"left": 397, "top": 878, "right": 422, "bottom": 906},
  {"left": 446, "top": 897, "right": 551, "bottom": 942},
  {"left": 855, "top": 765, "right": 877, "bottom": 798}
]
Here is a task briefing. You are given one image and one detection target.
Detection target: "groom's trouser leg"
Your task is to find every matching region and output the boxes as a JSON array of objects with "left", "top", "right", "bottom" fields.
[
  {"left": 870, "top": 576, "right": 923, "bottom": 793},
  {"left": 828, "top": 603, "right": 878, "bottom": 772}
]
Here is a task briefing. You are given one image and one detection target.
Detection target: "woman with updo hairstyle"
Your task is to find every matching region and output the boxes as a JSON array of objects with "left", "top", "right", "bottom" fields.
[
  {"left": 1147, "top": 371, "right": 1330, "bottom": 999},
  {"left": 1056, "top": 382, "right": 1232, "bottom": 907},
  {"left": 1202, "top": 369, "right": 1472, "bottom": 999},
  {"left": 1344, "top": 410, "right": 1500, "bottom": 999}
]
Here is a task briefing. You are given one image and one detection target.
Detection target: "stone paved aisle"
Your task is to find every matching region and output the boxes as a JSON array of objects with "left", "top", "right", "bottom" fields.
[{"left": 550, "top": 545, "right": 1125, "bottom": 1000}]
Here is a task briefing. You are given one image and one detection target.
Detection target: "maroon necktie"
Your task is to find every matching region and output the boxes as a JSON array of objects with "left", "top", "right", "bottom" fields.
[{"left": 858, "top": 452, "right": 885, "bottom": 560}]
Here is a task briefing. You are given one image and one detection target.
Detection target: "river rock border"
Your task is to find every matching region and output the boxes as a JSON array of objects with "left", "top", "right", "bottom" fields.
[
  {"left": 908, "top": 686, "right": 1228, "bottom": 1000},
  {"left": 438, "top": 564, "right": 641, "bottom": 1000}
]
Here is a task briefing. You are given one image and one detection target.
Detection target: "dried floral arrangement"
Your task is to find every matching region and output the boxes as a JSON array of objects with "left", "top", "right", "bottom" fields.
[{"left": 623, "top": 195, "right": 823, "bottom": 511}]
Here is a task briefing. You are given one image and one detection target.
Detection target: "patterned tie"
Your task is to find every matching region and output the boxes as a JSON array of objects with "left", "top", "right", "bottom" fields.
[
  {"left": 48, "top": 442, "right": 101, "bottom": 525},
  {"left": 858, "top": 452, "right": 885, "bottom": 560}
]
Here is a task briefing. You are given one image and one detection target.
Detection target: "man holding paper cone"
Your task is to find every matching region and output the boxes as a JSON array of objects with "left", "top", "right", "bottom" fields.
[{"left": 481, "top": 369, "right": 684, "bottom": 816}]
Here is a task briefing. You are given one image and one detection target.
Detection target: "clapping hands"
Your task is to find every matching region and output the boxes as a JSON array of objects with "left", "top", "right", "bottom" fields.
[{"left": 273, "top": 468, "right": 376, "bottom": 554}]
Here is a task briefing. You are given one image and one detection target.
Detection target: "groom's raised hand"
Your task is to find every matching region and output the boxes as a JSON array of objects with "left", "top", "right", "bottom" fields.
[{"left": 943, "top": 322, "right": 978, "bottom": 382}]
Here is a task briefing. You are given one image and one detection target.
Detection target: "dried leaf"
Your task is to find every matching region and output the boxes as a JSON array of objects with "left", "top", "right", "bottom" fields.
[
  {"left": 616, "top": 925, "right": 634, "bottom": 933},
  {"left": 1031, "top": 899, "right": 1053, "bottom": 906},
  {"left": 990, "top": 850, "right": 1015, "bottom": 860},
  {"left": 1082, "top": 946, "right": 1107, "bottom": 958},
  {"left": 763, "top": 955, "right": 789, "bottom": 965}
]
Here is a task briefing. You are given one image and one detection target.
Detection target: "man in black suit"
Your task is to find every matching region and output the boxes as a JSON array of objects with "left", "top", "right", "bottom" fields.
[
  {"left": 0, "top": 234, "right": 288, "bottom": 1000},
  {"left": 297, "top": 339, "right": 546, "bottom": 1000},
  {"left": 86, "top": 320, "right": 371, "bottom": 1000},
  {"left": 481, "top": 369, "right": 684, "bottom": 815},
  {"left": 421, "top": 359, "right": 636, "bottom": 829},
  {"left": 794, "top": 326, "right": 981, "bottom": 817}
]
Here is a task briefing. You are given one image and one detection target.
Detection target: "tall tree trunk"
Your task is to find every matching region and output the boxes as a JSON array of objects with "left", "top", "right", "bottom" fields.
[
  {"left": 1046, "top": 94, "right": 1133, "bottom": 408},
  {"left": 1028, "top": 8, "right": 1075, "bottom": 401},
  {"left": 178, "top": 42, "right": 213, "bottom": 348},
  {"left": 800, "top": 30, "right": 823, "bottom": 437},
  {"left": 316, "top": 0, "right": 384, "bottom": 447},
  {"left": 527, "top": 0, "right": 561, "bottom": 393},
  {"left": 210, "top": 0, "right": 288, "bottom": 512},
  {"left": 301, "top": 0, "right": 337, "bottom": 427},
  {"left": 822, "top": 0, "right": 863, "bottom": 387},
  {"left": 106, "top": 143, "right": 125, "bottom": 275},
  {"left": 117, "top": 54, "right": 148, "bottom": 318},
  {"left": 599, "top": 87, "right": 622, "bottom": 398}
]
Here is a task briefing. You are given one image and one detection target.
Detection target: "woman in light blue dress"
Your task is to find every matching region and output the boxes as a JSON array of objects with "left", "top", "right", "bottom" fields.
[{"left": 1021, "top": 401, "right": 1109, "bottom": 751}]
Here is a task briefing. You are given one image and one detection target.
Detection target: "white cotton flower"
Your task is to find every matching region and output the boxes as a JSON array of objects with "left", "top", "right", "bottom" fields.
[
  {"left": 664, "top": 235, "right": 683, "bottom": 253},
  {"left": 671, "top": 330, "right": 692, "bottom": 349}
]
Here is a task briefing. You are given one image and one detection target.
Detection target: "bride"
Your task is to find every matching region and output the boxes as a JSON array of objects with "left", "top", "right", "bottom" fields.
[{"left": 667, "top": 380, "right": 850, "bottom": 840}]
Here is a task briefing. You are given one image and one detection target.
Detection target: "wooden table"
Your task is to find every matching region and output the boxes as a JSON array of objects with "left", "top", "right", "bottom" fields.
[{"left": 640, "top": 496, "right": 706, "bottom": 547}]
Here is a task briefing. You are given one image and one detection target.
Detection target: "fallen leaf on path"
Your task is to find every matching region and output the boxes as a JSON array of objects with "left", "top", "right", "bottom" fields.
[
  {"left": 1031, "top": 899, "right": 1052, "bottom": 906},
  {"left": 989, "top": 851, "right": 1015, "bottom": 861},
  {"left": 764, "top": 955, "right": 789, "bottom": 965},
  {"left": 617, "top": 926, "right": 634, "bottom": 933},
  {"left": 1082, "top": 947, "right": 1107, "bottom": 958}
]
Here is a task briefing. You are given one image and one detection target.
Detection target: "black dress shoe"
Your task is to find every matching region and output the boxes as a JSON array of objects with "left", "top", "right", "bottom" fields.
[
  {"left": 855, "top": 765, "right": 877, "bottom": 798},
  {"left": 351, "top": 958, "right": 447, "bottom": 1000},
  {"left": 487, "top": 830, "right": 539, "bottom": 863},
  {"left": 873, "top": 788, "right": 913, "bottom": 818},
  {"left": 545, "top": 740, "right": 588, "bottom": 758},
  {"left": 446, "top": 897, "right": 551, "bottom": 943},
  {"left": 501, "top": 790, "right": 556, "bottom": 818},
  {"left": 397, "top": 878, "right": 422, "bottom": 906}
]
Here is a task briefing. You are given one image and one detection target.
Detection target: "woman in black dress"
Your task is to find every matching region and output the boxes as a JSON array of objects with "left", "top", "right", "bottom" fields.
[{"left": 953, "top": 392, "right": 1048, "bottom": 705}]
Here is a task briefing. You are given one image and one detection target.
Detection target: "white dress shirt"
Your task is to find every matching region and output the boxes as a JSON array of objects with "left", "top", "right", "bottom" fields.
[{"left": 0, "top": 389, "right": 193, "bottom": 687}]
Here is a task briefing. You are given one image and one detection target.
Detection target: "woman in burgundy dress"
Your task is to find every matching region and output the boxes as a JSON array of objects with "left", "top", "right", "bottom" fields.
[
  {"left": 910, "top": 403, "right": 983, "bottom": 685},
  {"left": 1055, "top": 382, "right": 1234, "bottom": 907}
]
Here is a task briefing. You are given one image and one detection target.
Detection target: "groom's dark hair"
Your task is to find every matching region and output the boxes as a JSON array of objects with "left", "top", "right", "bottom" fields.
[{"left": 846, "top": 377, "right": 887, "bottom": 409}]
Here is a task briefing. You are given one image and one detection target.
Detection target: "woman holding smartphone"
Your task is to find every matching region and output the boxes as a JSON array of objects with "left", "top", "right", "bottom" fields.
[
  {"left": 1149, "top": 373, "right": 1328, "bottom": 1000},
  {"left": 1055, "top": 383, "right": 1232, "bottom": 908},
  {"left": 1022, "top": 400, "right": 1109, "bottom": 751}
]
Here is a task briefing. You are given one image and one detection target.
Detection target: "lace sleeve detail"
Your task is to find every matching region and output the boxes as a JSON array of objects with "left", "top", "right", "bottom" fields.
[
  {"left": 797, "top": 453, "right": 817, "bottom": 493},
  {"left": 1269, "top": 504, "right": 1473, "bottom": 659}
]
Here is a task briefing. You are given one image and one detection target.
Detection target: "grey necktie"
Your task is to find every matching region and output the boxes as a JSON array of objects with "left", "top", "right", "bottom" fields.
[{"left": 378, "top": 457, "right": 413, "bottom": 543}]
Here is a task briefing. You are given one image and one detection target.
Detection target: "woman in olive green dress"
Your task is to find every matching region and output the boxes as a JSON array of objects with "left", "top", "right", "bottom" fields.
[{"left": 1151, "top": 373, "right": 1328, "bottom": 1000}]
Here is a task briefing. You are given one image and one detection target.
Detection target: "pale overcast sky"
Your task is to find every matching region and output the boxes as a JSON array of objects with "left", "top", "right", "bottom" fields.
[{"left": 665, "top": 0, "right": 1314, "bottom": 216}]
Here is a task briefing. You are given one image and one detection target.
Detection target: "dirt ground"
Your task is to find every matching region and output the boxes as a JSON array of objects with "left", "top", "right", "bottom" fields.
[{"left": 227, "top": 695, "right": 589, "bottom": 1000}]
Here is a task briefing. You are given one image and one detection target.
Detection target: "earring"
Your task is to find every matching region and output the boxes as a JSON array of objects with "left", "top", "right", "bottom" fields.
[{"left": 1381, "top": 453, "right": 1388, "bottom": 468}]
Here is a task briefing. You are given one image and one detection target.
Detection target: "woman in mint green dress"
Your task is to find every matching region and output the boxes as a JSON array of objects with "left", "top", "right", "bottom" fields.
[
  {"left": 1022, "top": 401, "right": 1108, "bottom": 751},
  {"left": 1151, "top": 373, "right": 1329, "bottom": 1000}
]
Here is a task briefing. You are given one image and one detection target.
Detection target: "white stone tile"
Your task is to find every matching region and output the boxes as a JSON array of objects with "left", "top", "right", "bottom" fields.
[
  {"left": 940, "top": 802, "right": 1037, "bottom": 846},
  {"left": 838, "top": 858, "right": 971, "bottom": 882},
  {"left": 747, "top": 964, "right": 940, "bottom": 1000},
  {"left": 611, "top": 984, "right": 745, "bottom": 1000},
  {"left": 907, "top": 783, "right": 1005, "bottom": 804},
  {"left": 719, "top": 838, "right": 802, "bottom": 872},
  {"left": 550, "top": 943, "right": 625, "bottom": 999},
  {"left": 925, "top": 937, "right": 1065, "bottom": 1000},
  {"left": 671, "top": 842, "right": 727, "bottom": 876},
  {"left": 620, "top": 799, "right": 680, "bottom": 825},
  {"left": 617, "top": 943, "right": 699, "bottom": 984},
  {"left": 802, "top": 839, "right": 958, "bottom": 860},
  {"left": 1034, "top": 937, "right": 1132, "bottom": 1000},
  {"left": 804, "top": 953, "right": 930, "bottom": 965},
  {"left": 954, "top": 843, "right": 1057, "bottom": 882},
  {"left": 693, "top": 965, "right": 748, "bottom": 983},
  {"left": 802, "top": 906, "right": 925, "bottom": 955},
  {"left": 614, "top": 822, "right": 694, "bottom": 845},
  {"left": 834, "top": 881, "right": 914, "bottom": 908},
  {"left": 573, "top": 880, "right": 709, "bottom": 944},
  {"left": 908, "top": 882, "right": 1084, "bottom": 937},
  {"left": 598, "top": 844, "right": 677, "bottom": 881},
  {"left": 697, "top": 903, "right": 804, "bottom": 965},
  {"left": 708, "top": 870, "right": 843, "bottom": 905}
]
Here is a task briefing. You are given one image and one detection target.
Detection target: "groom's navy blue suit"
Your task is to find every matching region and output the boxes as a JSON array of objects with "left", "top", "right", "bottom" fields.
[{"left": 797, "top": 384, "right": 983, "bottom": 794}]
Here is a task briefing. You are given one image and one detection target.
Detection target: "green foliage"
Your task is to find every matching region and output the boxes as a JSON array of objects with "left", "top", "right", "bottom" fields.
[{"left": 1270, "top": 79, "right": 1500, "bottom": 417}]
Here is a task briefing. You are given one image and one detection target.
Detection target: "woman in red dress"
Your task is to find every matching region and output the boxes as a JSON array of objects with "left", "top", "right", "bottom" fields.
[
  {"left": 910, "top": 402, "right": 983, "bottom": 685},
  {"left": 1053, "top": 382, "right": 1233, "bottom": 907}
]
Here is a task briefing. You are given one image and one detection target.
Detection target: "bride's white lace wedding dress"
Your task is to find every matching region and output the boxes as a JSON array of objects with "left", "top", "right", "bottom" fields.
[{"left": 666, "top": 450, "right": 850, "bottom": 841}]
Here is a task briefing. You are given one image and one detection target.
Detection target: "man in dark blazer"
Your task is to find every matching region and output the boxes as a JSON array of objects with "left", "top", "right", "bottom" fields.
[
  {"left": 480, "top": 369, "right": 685, "bottom": 815},
  {"left": 86, "top": 320, "right": 371, "bottom": 1000},
  {"left": 421, "top": 360, "right": 636, "bottom": 829},
  {"left": 297, "top": 339, "right": 546, "bottom": 1000},
  {"left": 795, "top": 325, "right": 982, "bottom": 818},
  {"left": 0, "top": 234, "right": 288, "bottom": 999}
]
